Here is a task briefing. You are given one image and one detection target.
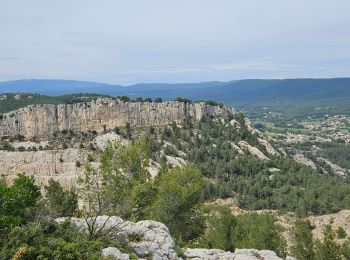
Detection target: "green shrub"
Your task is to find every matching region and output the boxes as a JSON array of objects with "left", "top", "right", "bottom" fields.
[
  {"left": 151, "top": 165, "right": 205, "bottom": 243},
  {"left": 45, "top": 179, "right": 78, "bottom": 217},
  {"left": 336, "top": 226, "right": 347, "bottom": 239}
]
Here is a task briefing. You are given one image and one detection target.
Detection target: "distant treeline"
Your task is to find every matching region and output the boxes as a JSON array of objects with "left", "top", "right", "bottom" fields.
[{"left": 0, "top": 93, "right": 224, "bottom": 113}]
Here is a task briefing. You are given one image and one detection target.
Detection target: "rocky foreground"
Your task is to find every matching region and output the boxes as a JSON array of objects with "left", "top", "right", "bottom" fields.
[{"left": 56, "top": 215, "right": 293, "bottom": 260}]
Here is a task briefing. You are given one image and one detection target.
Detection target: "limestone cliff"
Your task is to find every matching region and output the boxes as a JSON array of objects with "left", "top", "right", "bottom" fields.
[
  {"left": 0, "top": 148, "right": 89, "bottom": 188},
  {"left": 0, "top": 98, "right": 232, "bottom": 139}
]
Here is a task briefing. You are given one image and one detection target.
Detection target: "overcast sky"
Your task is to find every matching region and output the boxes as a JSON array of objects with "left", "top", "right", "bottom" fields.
[{"left": 0, "top": 0, "right": 349, "bottom": 84}]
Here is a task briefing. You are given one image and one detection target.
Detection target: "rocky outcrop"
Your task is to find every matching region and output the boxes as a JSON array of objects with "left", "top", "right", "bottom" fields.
[
  {"left": 292, "top": 153, "right": 317, "bottom": 170},
  {"left": 57, "top": 215, "right": 287, "bottom": 260},
  {"left": 258, "top": 138, "right": 280, "bottom": 157},
  {"left": 308, "top": 210, "right": 350, "bottom": 242},
  {"left": 94, "top": 132, "right": 128, "bottom": 150},
  {"left": 184, "top": 248, "right": 284, "bottom": 260},
  {"left": 238, "top": 141, "right": 270, "bottom": 160},
  {"left": 318, "top": 157, "right": 350, "bottom": 176},
  {"left": 230, "top": 142, "right": 244, "bottom": 155},
  {"left": 0, "top": 99, "right": 232, "bottom": 139},
  {"left": 0, "top": 148, "right": 89, "bottom": 188},
  {"left": 102, "top": 247, "right": 130, "bottom": 260},
  {"left": 56, "top": 216, "right": 179, "bottom": 260},
  {"left": 244, "top": 118, "right": 262, "bottom": 137}
]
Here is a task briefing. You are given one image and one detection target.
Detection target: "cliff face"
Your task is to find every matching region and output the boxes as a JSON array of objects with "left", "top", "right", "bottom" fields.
[
  {"left": 0, "top": 99, "right": 232, "bottom": 139},
  {"left": 0, "top": 149, "right": 88, "bottom": 188}
]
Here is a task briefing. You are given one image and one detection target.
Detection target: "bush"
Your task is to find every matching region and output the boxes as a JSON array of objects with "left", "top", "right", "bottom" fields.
[
  {"left": 233, "top": 213, "right": 286, "bottom": 257},
  {"left": 202, "top": 206, "right": 236, "bottom": 251},
  {"left": 87, "top": 154, "right": 95, "bottom": 162},
  {"left": 315, "top": 225, "right": 342, "bottom": 260},
  {"left": 291, "top": 219, "right": 315, "bottom": 260},
  {"left": 151, "top": 165, "right": 205, "bottom": 242},
  {"left": 155, "top": 97, "right": 163, "bottom": 103},
  {"left": 0, "top": 218, "right": 119, "bottom": 259},
  {"left": 175, "top": 97, "right": 192, "bottom": 103},
  {"left": 0, "top": 174, "right": 41, "bottom": 237},
  {"left": 336, "top": 226, "right": 347, "bottom": 239},
  {"left": 163, "top": 145, "right": 178, "bottom": 156},
  {"left": 45, "top": 179, "right": 78, "bottom": 217}
]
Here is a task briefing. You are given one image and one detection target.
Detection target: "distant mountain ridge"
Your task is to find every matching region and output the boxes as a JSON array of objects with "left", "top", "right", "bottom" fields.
[{"left": 0, "top": 77, "right": 350, "bottom": 105}]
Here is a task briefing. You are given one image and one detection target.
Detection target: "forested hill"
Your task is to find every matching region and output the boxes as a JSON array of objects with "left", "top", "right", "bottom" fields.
[
  {"left": 192, "top": 78, "right": 350, "bottom": 104},
  {"left": 1, "top": 77, "right": 349, "bottom": 105}
]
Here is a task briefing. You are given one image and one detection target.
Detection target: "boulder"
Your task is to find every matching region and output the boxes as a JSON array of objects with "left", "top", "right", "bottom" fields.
[
  {"left": 234, "top": 249, "right": 282, "bottom": 260},
  {"left": 56, "top": 216, "right": 179, "bottom": 260},
  {"left": 102, "top": 247, "right": 130, "bottom": 260},
  {"left": 184, "top": 248, "right": 235, "bottom": 259},
  {"left": 184, "top": 248, "right": 284, "bottom": 260}
]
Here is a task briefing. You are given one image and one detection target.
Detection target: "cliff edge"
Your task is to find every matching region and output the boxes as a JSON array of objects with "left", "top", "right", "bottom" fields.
[{"left": 0, "top": 98, "right": 233, "bottom": 139}]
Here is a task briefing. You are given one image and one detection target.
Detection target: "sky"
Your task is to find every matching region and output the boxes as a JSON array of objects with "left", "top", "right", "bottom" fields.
[{"left": 0, "top": 0, "right": 350, "bottom": 85}]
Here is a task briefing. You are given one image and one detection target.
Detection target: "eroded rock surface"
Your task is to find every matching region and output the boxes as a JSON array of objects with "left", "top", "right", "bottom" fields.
[
  {"left": 0, "top": 148, "right": 90, "bottom": 188},
  {"left": 184, "top": 248, "right": 284, "bottom": 260},
  {"left": 238, "top": 141, "right": 270, "bottom": 160},
  {"left": 56, "top": 216, "right": 179, "bottom": 260},
  {"left": 102, "top": 247, "right": 130, "bottom": 260},
  {"left": 0, "top": 99, "right": 232, "bottom": 139},
  {"left": 57, "top": 215, "right": 287, "bottom": 260}
]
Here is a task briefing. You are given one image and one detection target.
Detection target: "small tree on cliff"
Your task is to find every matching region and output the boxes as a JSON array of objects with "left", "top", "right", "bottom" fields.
[
  {"left": 78, "top": 163, "right": 110, "bottom": 237},
  {"left": 79, "top": 136, "right": 153, "bottom": 234},
  {"left": 100, "top": 137, "right": 152, "bottom": 219}
]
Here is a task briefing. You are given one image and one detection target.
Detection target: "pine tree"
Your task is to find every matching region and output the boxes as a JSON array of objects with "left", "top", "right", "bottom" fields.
[{"left": 291, "top": 219, "right": 315, "bottom": 260}]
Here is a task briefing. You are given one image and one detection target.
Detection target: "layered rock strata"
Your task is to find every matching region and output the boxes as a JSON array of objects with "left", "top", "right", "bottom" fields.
[{"left": 0, "top": 99, "right": 232, "bottom": 139}]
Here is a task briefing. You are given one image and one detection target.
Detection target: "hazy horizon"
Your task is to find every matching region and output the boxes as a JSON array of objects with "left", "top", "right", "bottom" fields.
[{"left": 2, "top": 76, "right": 350, "bottom": 87}]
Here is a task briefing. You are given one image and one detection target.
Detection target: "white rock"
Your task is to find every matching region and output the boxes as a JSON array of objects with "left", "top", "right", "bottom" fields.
[
  {"left": 185, "top": 248, "right": 283, "bottom": 260},
  {"left": 12, "top": 141, "right": 49, "bottom": 150},
  {"left": 258, "top": 138, "right": 280, "bottom": 157},
  {"left": 0, "top": 99, "right": 232, "bottom": 139},
  {"left": 166, "top": 155, "right": 186, "bottom": 167},
  {"left": 292, "top": 153, "right": 317, "bottom": 170},
  {"left": 230, "top": 142, "right": 244, "bottom": 155},
  {"left": 102, "top": 247, "right": 130, "bottom": 260},
  {"left": 94, "top": 132, "right": 128, "bottom": 150},
  {"left": 234, "top": 249, "right": 282, "bottom": 260},
  {"left": 0, "top": 148, "right": 91, "bottom": 188},
  {"left": 56, "top": 216, "right": 180, "bottom": 260},
  {"left": 184, "top": 248, "right": 235, "bottom": 259},
  {"left": 244, "top": 118, "right": 263, "bottom": 137},
  {"left": 238, "top": 141, "right": 269, "bottom": 161},
  {"left": 230, "top": 119, "right": 241, "bottom": 129}
]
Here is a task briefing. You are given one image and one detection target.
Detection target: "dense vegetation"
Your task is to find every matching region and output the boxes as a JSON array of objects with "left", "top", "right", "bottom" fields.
[
  {"left": 319, "top": 143, "right": 350, "bottom": 169},
  {"left": 0, "top": 93, "right": 109, "bottom": 113},
  {"left": 200, "top": 207, "right": 286, "bottom": 257},
  {"left": 291, "top": 219, "right": 350, "bottom": 260},
  {"left": 2, "top": 127, "right": 350, "bottom": 258},
  {"left": 1, "top": 94, "right": 350, "bottom": 257},
  {"left": 2, "top": 78, "right": 350, "bottom": 107},
  {"left": 146, "top": 114, "right": 350, "bottom": 216},
  {"left": 0, "top": 141, "right": 288, "bottom": 258}
]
